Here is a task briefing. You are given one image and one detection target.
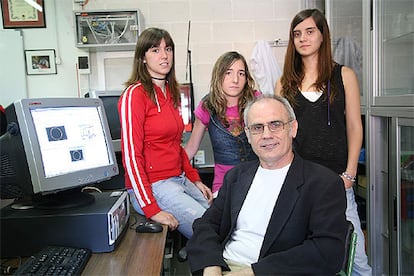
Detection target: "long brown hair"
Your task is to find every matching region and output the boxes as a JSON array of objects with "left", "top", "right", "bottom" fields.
[
  {"left": 280, "top": 9, "right": 335, "bottom": 105},
  {"left": 125, "top": 27, "right": 180, "bottom": 107},
  {"left": 204, "top": 51, "right": 256, "bottom": 127}
]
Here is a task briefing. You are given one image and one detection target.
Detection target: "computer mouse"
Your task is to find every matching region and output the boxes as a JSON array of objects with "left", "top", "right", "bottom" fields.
[{"left": 135, "top": 221, "right": 163, "bottom": 233}]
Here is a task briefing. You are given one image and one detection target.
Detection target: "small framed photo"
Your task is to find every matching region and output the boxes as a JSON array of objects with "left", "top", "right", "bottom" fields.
[
  {"left": 25, "top": 49, "right": 57, "bottom": 75},
  {"left": 1, "top": 0, "right": 46, "bottom": 29}
]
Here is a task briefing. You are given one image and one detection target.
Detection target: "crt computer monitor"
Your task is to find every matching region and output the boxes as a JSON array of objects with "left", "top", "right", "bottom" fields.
[
  {"left": 0, "top": 97, "right": 119, "bottom": 209},
  {"left": 86, "top": 90, "right": 122, "bottom": 153},
  {"left": 86, "top": 86, "right": 193, "bottom": 144},
  {"left": 85, "top": 90, "right": 126, "bottom": 190}
]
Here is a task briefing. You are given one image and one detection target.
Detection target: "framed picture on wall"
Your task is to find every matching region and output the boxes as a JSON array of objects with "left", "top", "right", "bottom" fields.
[
  {"left": 25, "top": 49, "right": 57, "bottom": 75},
  {"left": 1, "top": 0, "right": 46, "bottom": 29}
]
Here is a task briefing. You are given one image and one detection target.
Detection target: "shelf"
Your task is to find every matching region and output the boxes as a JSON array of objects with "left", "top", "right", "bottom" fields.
[{"left": 383, "top": 31, "right": 414, "bottom": 44}]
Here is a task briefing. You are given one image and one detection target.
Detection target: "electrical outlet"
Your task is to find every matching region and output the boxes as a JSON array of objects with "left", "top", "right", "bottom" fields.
[{"left": 194, "top": 150, "right": 206, "bottom": 165}]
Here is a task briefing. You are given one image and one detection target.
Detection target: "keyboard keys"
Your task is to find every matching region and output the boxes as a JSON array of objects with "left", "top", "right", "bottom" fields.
[{"left": 14, "top": 246, "right": 91, "bottom": 276}]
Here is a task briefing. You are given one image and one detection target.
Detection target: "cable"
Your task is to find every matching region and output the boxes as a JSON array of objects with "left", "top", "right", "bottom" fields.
[
  {"left": 1, "top": 257, "right": 22, "bottom": 275},
  {"left": 1, "top": 264, "right": 15, "bottom": 275},
  {"left": 81, "top": 186, "right": 102, "bottom": 193},
  {"left": 86, "top": 19, "right": 100, "bottom": 44},
  {"left": 128, "top": 213, "right": 139, "bottom": 230},
  {"left": 114, "top": 18, "right": 130, "bottom": 42}
]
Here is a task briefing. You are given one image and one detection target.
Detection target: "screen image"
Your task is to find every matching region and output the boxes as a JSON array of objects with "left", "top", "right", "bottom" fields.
[{"left": 31, "top": 106, "right": 112, "bottom": 178}]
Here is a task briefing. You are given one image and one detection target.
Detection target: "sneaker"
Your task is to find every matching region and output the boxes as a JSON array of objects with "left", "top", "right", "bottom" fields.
[{"left": 177, "top": 246, "right": 187, "bottom": 262}]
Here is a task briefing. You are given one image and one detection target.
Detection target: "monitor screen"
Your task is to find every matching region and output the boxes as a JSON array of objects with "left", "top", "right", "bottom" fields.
[
  {"left": 0, "top": 98, "right": 119, "bottom": 209},
  {"left": 85, "top": 90, "right": 125, "bottom": 190},
  {"left": 86, "top": 90, "right": 122, "bottom": 152}
]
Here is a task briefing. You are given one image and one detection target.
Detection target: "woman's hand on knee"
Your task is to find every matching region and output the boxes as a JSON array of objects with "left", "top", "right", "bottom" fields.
[{"left": 194, "top": 181, "right": 213, "bottom": 205}]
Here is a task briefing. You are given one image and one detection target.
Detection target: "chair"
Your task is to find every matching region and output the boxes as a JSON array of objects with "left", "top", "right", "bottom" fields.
[{"left": 337, "top": 221, "right": 357, "bottom": 276}]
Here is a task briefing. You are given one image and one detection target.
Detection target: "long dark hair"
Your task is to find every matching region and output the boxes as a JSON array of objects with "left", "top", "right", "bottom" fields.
[
  {"left": 125, "top": 27, "right": 180, "bottom": 107},
  {"left": 280, "top": 9, "right": 335, "bottom": 105}
]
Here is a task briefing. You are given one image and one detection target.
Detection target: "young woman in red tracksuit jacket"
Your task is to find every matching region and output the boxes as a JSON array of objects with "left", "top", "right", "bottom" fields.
[{"left": 118, "top": 28, "right": 213, "bottom": 238}]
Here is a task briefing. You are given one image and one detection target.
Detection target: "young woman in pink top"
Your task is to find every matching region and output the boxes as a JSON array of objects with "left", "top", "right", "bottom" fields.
[{"left": 185, "top": 51, "right": 260, "bottom": 197}]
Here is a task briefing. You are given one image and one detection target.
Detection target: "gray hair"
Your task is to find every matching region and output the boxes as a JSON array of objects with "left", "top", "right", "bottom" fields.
[{"left": 243, "top": 94, "right": 296, "bottom": 126}]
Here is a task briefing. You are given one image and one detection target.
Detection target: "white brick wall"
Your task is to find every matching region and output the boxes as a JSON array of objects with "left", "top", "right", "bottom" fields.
[
  {"left": 2, "top": 0, "right": 365, "bottom": 105},
  {"left": 83, "top": 0, "right": 300, "bottom": 103},
  {"left": 0, "top": 0, "right": 303, "bottom": 102}
]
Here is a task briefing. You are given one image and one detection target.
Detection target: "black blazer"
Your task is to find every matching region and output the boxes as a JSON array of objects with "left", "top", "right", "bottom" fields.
[{"left": 187, "top": 152, "right": 347, "bottom": 275}]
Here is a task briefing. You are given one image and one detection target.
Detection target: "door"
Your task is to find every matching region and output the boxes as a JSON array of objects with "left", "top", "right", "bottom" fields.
[
  {"left": 0, "top": 30, "right": 27, "bottom": 106},
  {"left": 375, "top": 0, "right": 414, "bottom": 106},
  {"left": 395, "top": 119, "right": 414, "bottom": 275},
  {"left": 325, "top": 0, "right": 364, "bottom": 102}
]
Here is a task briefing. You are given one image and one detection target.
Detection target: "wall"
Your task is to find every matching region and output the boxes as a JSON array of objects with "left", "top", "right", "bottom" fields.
[
  {"left": 0, "top": 30, "right": 27, "bottom": 106},
  {"left": 0, "top": 0, "right": 79, "bottom": 106},
  {"left": 0, "top": 0, "right": 301, "bottom": 107}
]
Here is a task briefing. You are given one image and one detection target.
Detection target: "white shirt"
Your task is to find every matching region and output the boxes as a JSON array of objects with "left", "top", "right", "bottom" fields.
[
  {"left": 223, "top": 164, "right": 291, "bottom": 265},
  {"left": 301, "top": 91, "right": 323, "bottom": 102}
]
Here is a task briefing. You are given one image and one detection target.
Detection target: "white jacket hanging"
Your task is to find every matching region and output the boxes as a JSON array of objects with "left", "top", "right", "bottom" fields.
[{"left": 250, "top": 40, "right": 282, "bottom": 95}]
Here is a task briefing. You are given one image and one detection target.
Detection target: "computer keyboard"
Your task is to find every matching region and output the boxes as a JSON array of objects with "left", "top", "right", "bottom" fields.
[{"left": 14, "top": 245, "right": 91, "bottom": 276}]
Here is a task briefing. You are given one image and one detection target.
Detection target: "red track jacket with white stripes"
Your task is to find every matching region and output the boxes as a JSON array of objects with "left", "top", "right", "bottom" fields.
[{"left": 118, "top": 82, "right": 201, "bottom": 218}]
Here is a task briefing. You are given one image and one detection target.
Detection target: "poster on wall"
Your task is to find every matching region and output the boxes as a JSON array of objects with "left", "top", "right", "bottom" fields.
[
  {"left": 25, "top": 49, "right": 57, "bottom": 75},
  {"left": 1, "top": 0, "right": 46, "bottom": 29}
]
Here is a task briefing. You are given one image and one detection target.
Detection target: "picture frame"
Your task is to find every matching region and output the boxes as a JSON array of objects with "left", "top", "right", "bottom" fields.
[
  {"left": 25, "top": 49, "right": 57, "bottom": 75},
  {"left": 1, "top": 0, "right": 46, "bottom": 29}
]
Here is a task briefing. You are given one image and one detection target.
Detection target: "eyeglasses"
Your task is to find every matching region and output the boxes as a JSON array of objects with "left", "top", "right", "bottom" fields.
[{"left": 246, "top": 120, "right": 293, "bottom": 135}]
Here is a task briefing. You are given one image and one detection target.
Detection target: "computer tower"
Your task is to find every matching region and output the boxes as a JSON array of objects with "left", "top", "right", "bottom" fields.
[{"left": 0, "top": 191, "right": 129, "bottom": 257}]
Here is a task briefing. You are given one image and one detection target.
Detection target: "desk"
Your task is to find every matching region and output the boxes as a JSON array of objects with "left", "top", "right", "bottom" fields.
[{"left": 83, "top": 214, "right": 167, "bottom": 275}]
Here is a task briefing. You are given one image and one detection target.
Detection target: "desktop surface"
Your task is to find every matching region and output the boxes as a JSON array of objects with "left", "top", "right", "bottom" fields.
[
  {"left": 0, "top": 212, "right": 168, "bottom": 275},
  {"left": 82, "top": 213, "right": 168, "bottom": 275}
]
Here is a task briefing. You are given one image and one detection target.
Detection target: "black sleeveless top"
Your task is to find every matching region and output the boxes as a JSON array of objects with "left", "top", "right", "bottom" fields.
[{"left": 293, "top": 64, "right": 347, "bottom": 174}]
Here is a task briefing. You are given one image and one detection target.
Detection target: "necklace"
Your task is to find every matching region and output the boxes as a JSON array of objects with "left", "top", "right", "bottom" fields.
[{"left": 152, "top": 76, "right": 166, "bottom": 81}]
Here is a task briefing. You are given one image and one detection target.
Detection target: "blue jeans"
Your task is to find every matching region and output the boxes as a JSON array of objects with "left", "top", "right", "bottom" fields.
[
  {"left": 128, "top": 174, "right": 209, "bottom": 239},
  {"left": 346, "top": 187, "right": 372, "bottom": 276}
]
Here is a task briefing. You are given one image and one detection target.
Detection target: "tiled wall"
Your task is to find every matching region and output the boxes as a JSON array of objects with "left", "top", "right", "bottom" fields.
[
  {"left": 1, "top": 0, "right": 366, "bottom": 105},
  {"left": 81, "top": 0, "right": 301, "bottom": 103}
]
